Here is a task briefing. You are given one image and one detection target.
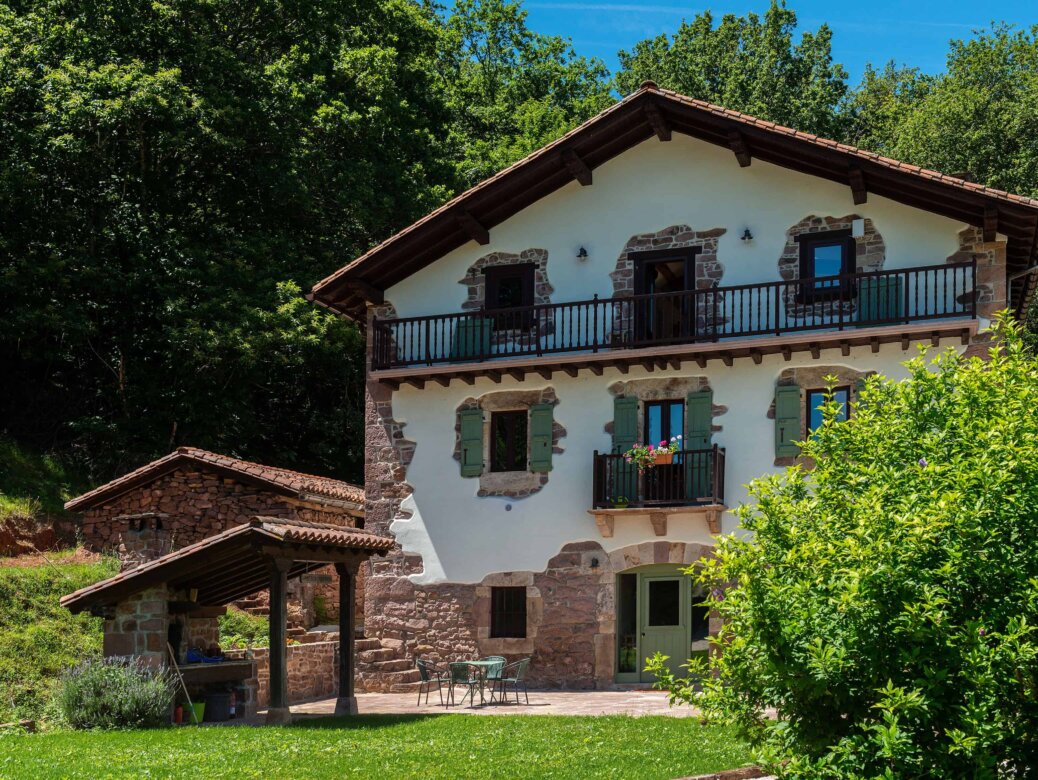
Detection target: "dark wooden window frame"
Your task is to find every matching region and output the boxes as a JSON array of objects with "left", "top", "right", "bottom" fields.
[
  {"left": 795, "top": 229, "right": 856, "bottom": 302},
  {"left": 631, "top": 247, "right": 701, "bottom": 296},
  {"left": 805, "top": 385, "right": 851, "bottom": 434},
  {"left": 490, "top": 586, "right": 527, "bottom": 638},
  {"left": 643, "top": 399, "right": 684, "bottom": 445},
  {"left": 484, "top": 263, "right": 535, "bottom": 331},
  {"left": 490, "top": 409, "right": 528, "bottom": 473}
]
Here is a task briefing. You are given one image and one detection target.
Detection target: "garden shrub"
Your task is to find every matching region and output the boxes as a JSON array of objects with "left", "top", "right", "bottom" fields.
[
  {"left": 649, "top": 316, "right": 1038, "bottom": 777},
  {"left": 218, "top": 606, "right": 269, "bottom": 649},
  {"left": 55, "top": 658, "right": 174, "bottom": 730}
]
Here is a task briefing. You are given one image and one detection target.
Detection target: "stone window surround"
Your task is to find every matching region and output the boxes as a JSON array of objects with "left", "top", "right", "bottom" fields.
[
  {"left": 769, "top": 364, "right": 872, "bottom": 467},
  {"left": 454, "top": 387, "right": 566, "bottom": 499},
  {"left": 604, "top": 376, "right": 727, "bottom": 442},
  {"left": 610, "top": 225, "right": 726, "bottom": 298},
  {"left": 778, "top": 214, "right": 885, "bottom": 320}
]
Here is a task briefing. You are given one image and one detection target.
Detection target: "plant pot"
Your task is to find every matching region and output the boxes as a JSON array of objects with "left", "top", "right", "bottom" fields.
[{"left": 654, "top": 452, "right": 674, "bottom": 465}]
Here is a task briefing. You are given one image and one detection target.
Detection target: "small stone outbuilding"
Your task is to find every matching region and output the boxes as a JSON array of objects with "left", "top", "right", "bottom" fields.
[{"left": 65, "top": 447, "right": 365, "bottom": 631}]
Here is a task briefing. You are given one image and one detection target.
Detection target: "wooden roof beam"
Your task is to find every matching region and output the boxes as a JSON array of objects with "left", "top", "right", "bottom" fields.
[
  {"left": 984, "top": 206, "right": 999, "bottom": 242},
  {"left": 456, "top": 210, "right": 490, "bottom": 245},
  {"left": 644, "top": 103, "right": 672, "bottom": 142},
  {"left": 728, "top": 130, "right": 751, "bottom": 167},
  {"left": 561, "top": 149, "right": 593, "bottom": 186},
  {"left": 848, "top": 167, "right": 867, "bottom": 205}
]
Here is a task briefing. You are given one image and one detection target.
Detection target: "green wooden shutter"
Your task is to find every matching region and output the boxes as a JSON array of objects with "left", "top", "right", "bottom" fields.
[
  {"left": 774, "top": 385, "right": 802, "bottom": 457},
  {"left": 685, "top": 390, "right": 713, "bottom": 500},
  {"left": 451, "top": 317, "right": 493, "bottom": 360},
  {"left": 856, "top": 276, "right": 904, "bottom": 326},
  {"left": 459, "top": 408, "right": 484, "bottom": 476},
  {"left": 612, "top": 396, "right": 639, "bottom": 503},
  {"left": 529, "top": 404, "right": 554, "bottom": 473}
]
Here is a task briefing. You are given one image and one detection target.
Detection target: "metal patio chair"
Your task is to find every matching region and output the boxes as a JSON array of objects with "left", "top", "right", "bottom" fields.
[
  {"left": 446, "top": 662, "right": 483, "bottom": 708},
  {"left": 415, "top": 658, "right": 447, "bottom": 706},
  {"left": 494, "top": 658, "right": 530, "bottom": 705},
  {"left": 480, "top": 656, "right": 506, "bottom": 702}
]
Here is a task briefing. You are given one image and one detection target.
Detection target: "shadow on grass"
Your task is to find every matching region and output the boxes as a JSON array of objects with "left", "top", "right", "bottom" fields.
[{"left": 292, "top": 714, "right": 446, "bottom": 731}]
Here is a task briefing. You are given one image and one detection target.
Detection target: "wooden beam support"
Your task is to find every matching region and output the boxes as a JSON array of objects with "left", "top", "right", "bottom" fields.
[
  {"left": 641, "top": 359, "right": 656, "bottom": 372},
  {"left": 560, "top": 149, "right": 592, "bottom": 186},
  {"left": 644, "top": 103, "right": 672, "bottom": 141},
  {"left": 456, "top": 210, "right": 490, "bottom": 245},
  {"left": 668, "top": 358, "right": 681, "bottom": 370},
  {"left": 562, "top": 365, "right": 578, "bottom": 378},
  {"left": 334, "top": 563, "right": 357, "bottom": 715},
  {"left": 902, "top": 334, "right": 911, "bottom": 350},
  {"left": 265, "top": 557, "right": 293, "bottom": 724},
  {"left": 383, "top": 379, "right": 400, "bottom": 391},
  {"left": 840, "top": 340, "right": 850, "bottom": 357},
  {"left": 931, "top": 332, "right": 941, "bottom": 347},
  {"left": 432, "top": 375, "right": 451, "bottom": 387},
  {"left": 810, "top": 343, "right": 821, "bottom": 359},
  {"left": 870, "top": 337, "right": 880, "bottom": 354},
  {"left": 721, "top": 354, "right": 733, "bottom": 367},
  {"left": 588, "top": 364, "right": 603, "bottom": 376},
  {"left": 506, "top": 368, "right": 526, "bottom": 381},
  {"left": 728, "top": 130, "right": 751, "bottom": 167},
  {"left": 781, "top": 346, "right": 792, "bottom": 362},
  {"left": 486, "top": 369, "right": 503, "bottom": 383},
  {"left": 536, "top": 367, "right": 553, "bottom": 380},
  {"left": 750, "top": 349, "right": 763, "bottom": 365},
  {"left": 346, "top": 278, "right": 384, "bottom": 305},
  {"left": 459, "top": 374, "right": 475, "bottom": 385},
  {"left": 403, "top": 377, "right": 425, "bottom": 389},
  {"left": 984, "top": 206, "right": 998, "bottom": 242},
  {"left": 848, "top": 167, "right": 867, "bottom": 205},
  {"left": 695, "top": 355, "right": 707, "bottom": 369}
]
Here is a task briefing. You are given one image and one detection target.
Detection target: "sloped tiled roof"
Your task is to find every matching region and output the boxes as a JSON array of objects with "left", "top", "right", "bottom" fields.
[
  {"left": 65, "top": 447, "right": 364, "bottom": 512},
  {"left": 61, "top": 517, "right": 393, "bottom": 613},
  {"left": 311, "top": 82, "right": 1038, "bottom": 320}
]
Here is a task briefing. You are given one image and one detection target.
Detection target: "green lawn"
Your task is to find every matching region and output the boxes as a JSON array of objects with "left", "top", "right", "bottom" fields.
[{"left": 0, "top": 714, "right": 752, "bottom": 779}]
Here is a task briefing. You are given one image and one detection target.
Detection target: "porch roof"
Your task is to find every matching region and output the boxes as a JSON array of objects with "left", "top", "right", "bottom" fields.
[{"left": 61, "top": 517, "right": 393, "bottom": 613}]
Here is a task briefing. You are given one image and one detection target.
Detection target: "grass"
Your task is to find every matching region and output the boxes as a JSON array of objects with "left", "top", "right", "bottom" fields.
[
  {"left": 0, "top": 714, "right": 752, "bottom": 778},
  {"left": 0, "top": 554, "right": 118, "bottom": 723}
]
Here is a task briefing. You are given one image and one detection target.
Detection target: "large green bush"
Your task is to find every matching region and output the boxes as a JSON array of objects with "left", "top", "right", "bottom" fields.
[
  {"left": 218, "top": 606, "right": 269, "bottom": 649},
  {"left": 650, "top": 316, "right": 1038, "bottom": 777},
  {"left": 55, "top": 658, "right": 174, "bottom": 730}
]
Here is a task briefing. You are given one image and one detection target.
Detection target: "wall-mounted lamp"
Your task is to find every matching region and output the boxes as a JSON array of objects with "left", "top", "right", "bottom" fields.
[
  {"left": 576, "top": 246, "right": 589, "bottom": 262},
  {"left": 741, "top": 228, "right": 754, "bottom": 242},
  {"left": 590, "top": 557, "right": 600, "bottom": 569}
]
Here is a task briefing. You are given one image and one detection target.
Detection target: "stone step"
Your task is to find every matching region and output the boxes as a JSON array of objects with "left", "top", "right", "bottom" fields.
[
  {"left": 388, "top": 682, "right": 422, "bottom": 694},
  {"left": 383, "top": 669, "right": 422, "bottom": 684},
  {"left": 245, "top": 607, "right": 269, "bottom": 616},
  {"left": 355, "top": 638, "right": 381, "bottom": 651},
  {"left": 372, "top": 659, "right": 412, "bottom": 672},
  {"left": 358, "top": 647, "right": 397, "bottom": 663}
]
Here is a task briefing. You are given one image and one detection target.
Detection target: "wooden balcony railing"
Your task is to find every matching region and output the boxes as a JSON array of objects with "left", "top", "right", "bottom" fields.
[
  {"left": 592, "top": 446, "right": 726, "bottom": 509},
  {"left": 372, "top": 261, "right": 977, "bottom": 370}
]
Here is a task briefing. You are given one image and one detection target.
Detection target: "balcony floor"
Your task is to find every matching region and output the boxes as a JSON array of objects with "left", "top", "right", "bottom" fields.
[{"left": 373, "top": 319, "right": 979, "bottom": 389}]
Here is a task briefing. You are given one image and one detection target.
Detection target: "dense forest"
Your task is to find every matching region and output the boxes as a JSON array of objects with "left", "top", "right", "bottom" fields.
[{"left": 1, "top": 0, "right": 1037, "bottom": 495}]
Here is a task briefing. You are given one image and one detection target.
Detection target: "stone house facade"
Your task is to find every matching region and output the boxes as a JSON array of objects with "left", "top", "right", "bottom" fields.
[
  {"left": 66, "top": 447, "right": 365, "bottom": 630},
  {"left": 310, "top": 83, "right": 1036, "bottom": 691}
]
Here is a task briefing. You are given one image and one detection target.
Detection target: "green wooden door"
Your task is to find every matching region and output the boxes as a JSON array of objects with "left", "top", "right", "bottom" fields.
[{"left": 639, "top": 573, "right": 689, "bottom": 683}]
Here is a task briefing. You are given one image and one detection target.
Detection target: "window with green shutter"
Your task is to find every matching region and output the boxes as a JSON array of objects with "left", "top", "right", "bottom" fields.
[
  {"left": 459, "top": 408, "right": 485, "bottom": 476},
  {"left": 612, "top": 396, "right": 639, "bottom": 502},
  {"left": 529, "top": 403, "right": 554, "bottom": 473},
  {"left": 685, "top": 389, "right": 713, "bottom": 499},
  {"left": 774, "top": 384, "right": 802, "bottom": 457}
]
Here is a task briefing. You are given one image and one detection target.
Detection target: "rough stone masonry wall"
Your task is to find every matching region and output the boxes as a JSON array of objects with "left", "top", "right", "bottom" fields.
[
  {"left": 102, "top": 585, "right": 171, "bottom": 667},
  {"left": 251, "top": 641, "right": 340, "bottom": 708},
  {"left": 79, "top": 467, "right": 362, "bottom": 627}
]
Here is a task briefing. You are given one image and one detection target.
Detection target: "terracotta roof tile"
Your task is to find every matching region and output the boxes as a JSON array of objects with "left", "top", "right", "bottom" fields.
[{"left": 65, "top": 447, "right": 364, "bottom": 512}]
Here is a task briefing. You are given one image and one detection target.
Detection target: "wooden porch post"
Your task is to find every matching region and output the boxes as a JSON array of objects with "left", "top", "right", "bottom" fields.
[
  {"left": 265, "top": 558, "right": 293, "bottom": 724},
  {"left": 334, "top": 562, "right": 358, "bottom": 715}
]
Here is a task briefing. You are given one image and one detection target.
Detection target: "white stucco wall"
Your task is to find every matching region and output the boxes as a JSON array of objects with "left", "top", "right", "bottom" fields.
[
  {"left": 381, "top": 132, "right": 976, "bottom": 584},
  {"left": 385, "top": 133, "right": 966, "bottom": 320}
]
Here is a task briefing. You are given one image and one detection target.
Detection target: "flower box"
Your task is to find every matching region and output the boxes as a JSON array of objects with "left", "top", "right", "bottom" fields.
[{"left": 654, "top": 452, "right": 674, "bottom": 465}]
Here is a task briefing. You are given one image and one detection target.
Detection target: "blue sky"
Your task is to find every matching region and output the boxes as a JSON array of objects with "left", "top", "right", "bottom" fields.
[{"left": 521, "top": 1, "right": 1036, "bottom": 83}]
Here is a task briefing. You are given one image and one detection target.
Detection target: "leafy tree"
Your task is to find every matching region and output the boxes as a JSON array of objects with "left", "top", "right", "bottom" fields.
[
  {"left": 615, "top": 0, "right": 848, "bottom": 138},
  {"left": 844, "top": 24, "right": 1038, "bottom": 198},
  {"left": 0, "top": 0, "right": 455, "bottom": 482},
  {"left": 437, "top": 0, "right": 613, "bottom": 186},
  {"left": 650, "top": 316, "right": 1038, "bottom": 776}
]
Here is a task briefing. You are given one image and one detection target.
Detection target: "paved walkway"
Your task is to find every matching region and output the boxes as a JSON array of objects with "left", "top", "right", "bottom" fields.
[{"left": 281, "top": 690, "right": 700, "bottom": 719}]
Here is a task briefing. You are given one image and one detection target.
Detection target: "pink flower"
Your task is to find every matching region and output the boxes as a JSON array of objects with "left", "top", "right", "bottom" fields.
[
  {"left": 660, "top": 440, "right": 667, "bottom": 447},
  {"left": 647, "top": 444, "right": 654, "bottom": 451}
]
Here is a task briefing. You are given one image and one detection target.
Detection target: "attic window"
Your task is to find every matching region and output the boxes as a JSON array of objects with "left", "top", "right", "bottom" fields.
[{"left": 797, "top": 230, "right": 855, "bottom": 299}]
